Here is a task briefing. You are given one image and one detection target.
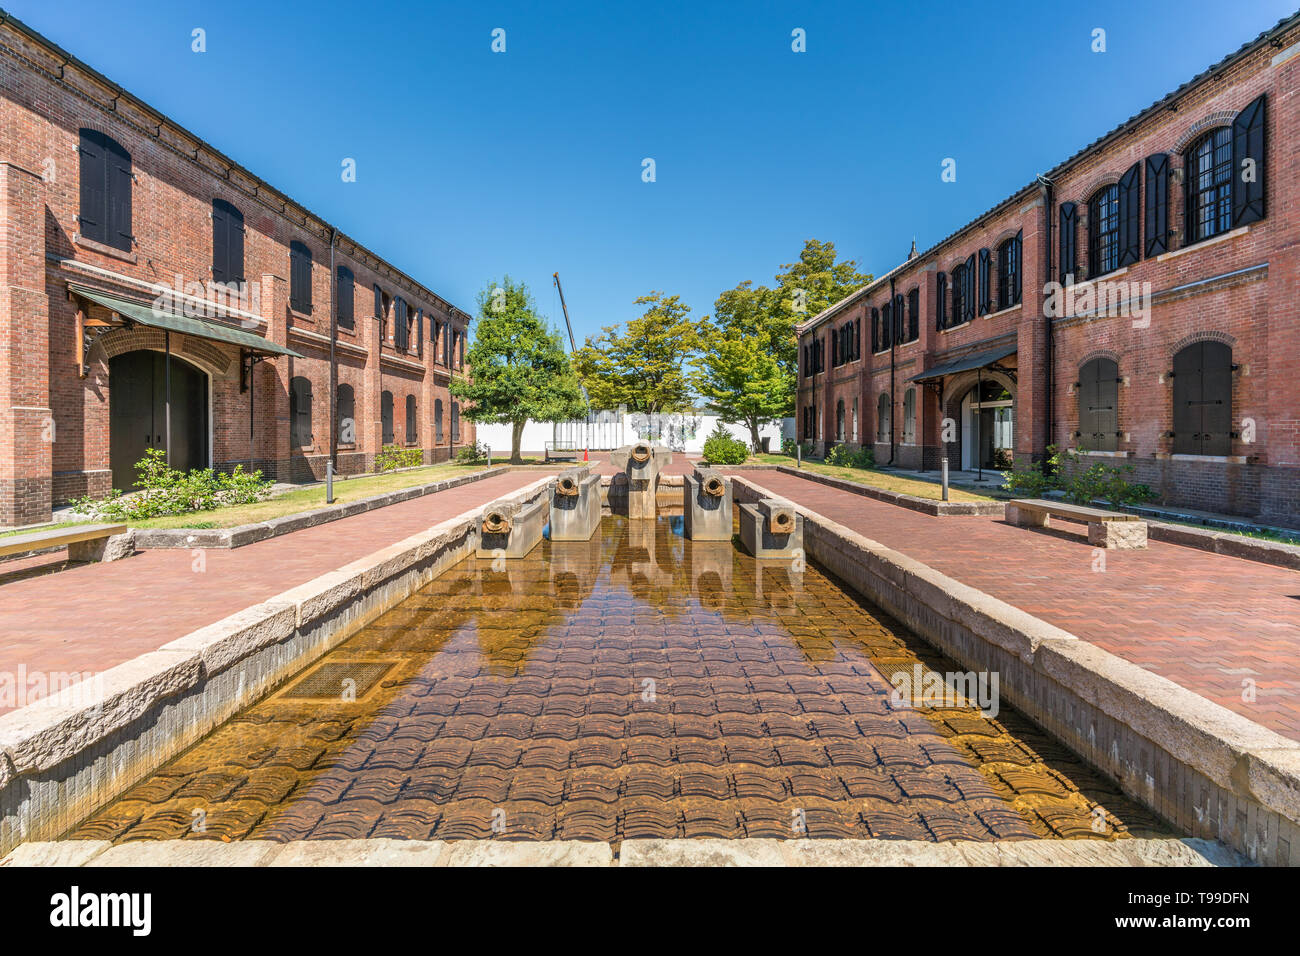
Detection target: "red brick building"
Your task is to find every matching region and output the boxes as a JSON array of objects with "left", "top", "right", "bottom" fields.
[
  {"left": 0, "top": 14, "right": 475, "bottom": 527},
  {"left": 797, "top": 13, "right": 1300, "bottom": 528}
]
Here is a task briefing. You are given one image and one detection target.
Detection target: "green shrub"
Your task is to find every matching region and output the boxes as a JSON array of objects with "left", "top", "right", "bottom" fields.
[
  {"left": 825, "top": 443, "right": 874, "bottom": 469},
  {"left": 701, "top": 425, "right": 750, "bottom": 465},
  {"left": 780, "top": 437, "right": 797, "bottom": 456},
  {"left": 376, "top": 444, "right": 424, "bottom": 471},
  {"left": 71, "top": 448, "right": 274, "bottom": 521},
  {"left": 1002, "top": 444, "right": 1155, "bottom": 508},
  {"left": 455, "top": 440, "right": 489, "bottom": 464}
]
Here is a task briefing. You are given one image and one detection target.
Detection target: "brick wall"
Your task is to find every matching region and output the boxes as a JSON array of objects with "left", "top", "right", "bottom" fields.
[{"left": 0, "top": 20, "right": 476, "bottom": 523}]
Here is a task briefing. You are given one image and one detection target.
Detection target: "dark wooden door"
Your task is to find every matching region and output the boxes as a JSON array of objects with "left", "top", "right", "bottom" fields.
[{"left": 109, "top": 351, "right": 208, "bottom": 490}]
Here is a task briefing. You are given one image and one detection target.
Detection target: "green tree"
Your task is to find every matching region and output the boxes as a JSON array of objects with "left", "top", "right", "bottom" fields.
[
  {"left": 693, "top": 241, "right": 870, "bottom": 442},
  {"left": 694, "top": 314, "right": 793, "bottom": 452},
  {"left": 450, "top": 276, "right": 587, "bottom": 463},
  {"left": 572, "top": 292, "right": 699, "bottom": 415}
]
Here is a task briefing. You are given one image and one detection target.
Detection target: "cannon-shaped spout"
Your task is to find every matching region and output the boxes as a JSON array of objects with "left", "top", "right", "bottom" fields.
[
  {"left": 631, "top": 442, "right": 652, "bottom": 463},
  {"left": 482, "top": 506, "right": 515, "bottom": 535},
  {"left": 555, "top": 466, "right": 588, "bottom": 497},
  {"left": 695, "top": 467, "right": 726, "bottom": 498},
  {"left": 762, "top": 499, "right": 796, "bottom": 535}
]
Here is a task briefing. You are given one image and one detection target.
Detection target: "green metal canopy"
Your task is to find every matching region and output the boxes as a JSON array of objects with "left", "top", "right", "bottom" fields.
[
  {"left": 906, "top": 344, "right": 1016, "bottom": 383},
  {"left": 69, "top": 283, "right": 303, "bottom": 358}
]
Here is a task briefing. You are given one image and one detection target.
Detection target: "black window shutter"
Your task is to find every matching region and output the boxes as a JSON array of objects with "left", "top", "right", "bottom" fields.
[
  {"left": 1232, "top": 94, "right": 1266, "bottom": 226},
  {"left": 290, "top": 242, "right": 312, "bottom": 313},
  {"left": 831, "top": 328, "right": 838, "bottom": 366},
  {"left": 105, "top": 135, "right": 133, "bottom": 253},
  {"left": 1200, "top": 342, "right": 1233, "bottom": 456},
  {"left": 935, "top": 273, "right": 946, "bottom": 329},
  {"left": 908, "top": 288, "right": 919, "bottom": 342},
  {"left": 211, "top": 200, "right": 228, "bottom": 284},
  {"left": 1144, "top": 154, "right": 1169, "bottom": 258},
  {"left": 1013, "top": 231, "right": 1022, "bottom": 303},
  {"left": 417, "top": 308, "right": 424, "bottom": 358},
  {"left": 895, "top": 294, "right": 905, "bottom": 341},
  {"left": 373, "top": 284, "right": 383, "bottom": 319},
  {"left": 963, "top": 254, "right": 976, "bottom": 323},
  {"left": 1171, "top": 345, "right": 1201, "bottom": 455},
  {"left": 228, "top": 204, "right": 244, "bottom": 282},
  {"left": 978, "top": 249, "right": 991, "bottom": 314},
  {"left": 1059, "top": 203, "right": 1077, "bottom": 284},
  {"left": 336, "top": 267, "right": 354, "bottom": 329},
  {"left": 1117, "top": 162, "right": 1142, "bottom": 267},
  {"left": 78, "top": 129, "right": 107, "bottom": 244},
  {"left": 871, "top": 308, "right": 879, "bottom": 352}
]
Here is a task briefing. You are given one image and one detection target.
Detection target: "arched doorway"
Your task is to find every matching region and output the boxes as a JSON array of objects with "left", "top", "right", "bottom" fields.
[
  {"left": 957, "top": 378, "right": 1014, "bottom": 471},
  {"left": 109, "top": 350, "right": 209, "bottom": 490}
]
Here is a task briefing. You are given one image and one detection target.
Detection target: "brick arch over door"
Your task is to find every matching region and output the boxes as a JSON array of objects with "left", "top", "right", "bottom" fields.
[
  {"left": 940, "top": 367, "right": 1016, "bottom": 470},
  {"left": 96, "top": 326, "right": 233, "bottom": 378}
]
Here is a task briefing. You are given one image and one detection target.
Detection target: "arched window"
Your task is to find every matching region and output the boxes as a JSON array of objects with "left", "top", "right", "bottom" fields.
[
  {"left": 434, "top": 398, "right": 444, "bottom": 443},
  {"left": 835, "top": 400, "right": 845, "bottom": 442},
  {"left": 903, "top": 389, "right": 916, "bottom": 444},
  {"left": 1089, "top": 184, "right": 1120, "bottom": 277},
  {"left": 405, "top": 394, "right": 418, "bottom": 444},
  {"left": 78, "top": 128, "right": 133, "bottom": 253},
  {"left": 1172, "top": 342, "right": 1232, "bottom": 456},
  {"left": 1185, "top": 128, "right": 1232, "bottom": 244},
  {"left": 381, "top": 390, "right": 394, "bottom": 444},
  {"left": 289, "top": 241, "right": 313, "bottom": 314},
  {"left": 1077, "top": 358, "right": 1119, "bottom": 452},
  {"left": 337, "top": 383, "right": 355, "bottom": 445},
  {"left": 997, "top": 233, "right": 1021, "bottom": 309},
  {"left": 876, "top": 392, "right": 891, "bottom": 443},
  {"left": 289, "top": 376, "right": 313, "bottom": 447}
]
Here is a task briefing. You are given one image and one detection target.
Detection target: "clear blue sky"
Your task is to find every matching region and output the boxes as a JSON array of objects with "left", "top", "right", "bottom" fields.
[{"left": 8, "top": 0, "right": 1295, "bottom": 341}]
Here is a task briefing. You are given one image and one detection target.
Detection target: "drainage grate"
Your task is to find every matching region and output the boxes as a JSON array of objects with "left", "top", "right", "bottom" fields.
[{"left": 280, "top": 662, "right": 396, "bottom": 701}]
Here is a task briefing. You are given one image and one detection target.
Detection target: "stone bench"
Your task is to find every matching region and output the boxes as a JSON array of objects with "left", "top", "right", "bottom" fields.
[
  {"left": 0, "top": 523, "right": 132, "bottom": 562},
  {"left": 1006, "top": 498, "right": 1147, "bottom": 549}
]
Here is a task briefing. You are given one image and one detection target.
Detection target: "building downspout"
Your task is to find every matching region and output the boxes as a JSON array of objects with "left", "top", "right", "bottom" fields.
[
  {"left": 328, "top": 227, "right": 338, "bottom": 469},
  {"left": 1037, "top": 174, "right": 1055, "bottom": 466},
  {"left": 888, "top": 275, "right": 896, "bottom": 466}
]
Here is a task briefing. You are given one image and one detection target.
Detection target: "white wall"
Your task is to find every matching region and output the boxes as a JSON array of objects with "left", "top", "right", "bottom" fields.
[{"left": 474, "top": 410, "right": 784, "bottom": 455}]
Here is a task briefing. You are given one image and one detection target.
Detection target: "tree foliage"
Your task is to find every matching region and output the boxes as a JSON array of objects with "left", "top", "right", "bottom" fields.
[
  {"left": 572, "top": 292, "right": 699, "bottom": 415},
  {"left": 693, "top": 240, "right": 870, "bottom": 447},
  {"left": 450, "top": 276, "right": 587, "bottom": 462}
]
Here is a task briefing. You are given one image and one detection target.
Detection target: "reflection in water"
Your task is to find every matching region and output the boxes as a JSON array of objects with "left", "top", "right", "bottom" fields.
[{"left": 70, "top": 517, "right": 1169, "bottom": 844}]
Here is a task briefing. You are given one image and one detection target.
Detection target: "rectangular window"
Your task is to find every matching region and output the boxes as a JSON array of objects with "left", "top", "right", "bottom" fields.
[
  {"left": 907, "top": 288, "right": 919, "bottom": 342},
  {"left": 78, "top": 128, "right": 133, "bottom": 253}
]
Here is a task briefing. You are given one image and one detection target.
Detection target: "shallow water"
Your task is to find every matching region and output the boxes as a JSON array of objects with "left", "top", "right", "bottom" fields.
[{"left": 71, "top": 515, "right": 1169, "bottom": 844}]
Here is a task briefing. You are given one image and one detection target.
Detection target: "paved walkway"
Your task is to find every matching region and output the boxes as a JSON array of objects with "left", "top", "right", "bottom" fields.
[
  {"left": 732, "top": 470, "right": 1300, "bottom": 742},
  {"left": 0, "top": 470, "right": 542, "bottom": 712}
]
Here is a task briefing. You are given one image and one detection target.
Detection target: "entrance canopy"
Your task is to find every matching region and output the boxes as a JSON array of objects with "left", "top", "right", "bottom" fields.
[
  {"left": 906, "top": 344, "right": 1016, "bottom": 383},
  {"left": 69, "top": 283, "right": 302, "bottom": 375}
]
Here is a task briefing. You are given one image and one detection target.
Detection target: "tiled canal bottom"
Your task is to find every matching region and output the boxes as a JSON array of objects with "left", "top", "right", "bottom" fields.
[{"left": 70, "top": 516, "right": 1169, "bottom": 844}]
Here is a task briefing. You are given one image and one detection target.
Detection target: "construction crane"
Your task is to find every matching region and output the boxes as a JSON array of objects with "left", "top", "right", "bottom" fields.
[{"left": 553, "top": 272, "right": 592, "bottom": 461}]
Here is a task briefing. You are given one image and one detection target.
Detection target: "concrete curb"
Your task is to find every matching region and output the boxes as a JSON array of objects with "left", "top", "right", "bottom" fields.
[
  {"left": 730, "top": 474, "right": 1300, "bottom": 866},
  {"left": 131, "top": 466, "right": 511, "bottom": 549},
  {"left": 0, "top": 836, "right": 1246, "bottom": 867},
  {"left": 722, "top": 465, "right": 1004, "bottom": 516},
  {"left": 0, "top": 474, "right": 555, "bottom": 855},
  {"left": 1147, "top": 520, "right": 1300, "bottom": 571}
]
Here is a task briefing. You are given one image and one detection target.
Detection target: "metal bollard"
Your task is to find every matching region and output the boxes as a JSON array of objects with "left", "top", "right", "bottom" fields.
[
  {"left": 941, "top": 457, "right": 949, "bottom": 502},
  {"left": 487, "top": 447, "right": 492, "bottom": 467},
  {"left": 796, "top": 443, "right": 802, "bottom": 468},
  {"left": 326, "top": 459, "right": 334, "bottom": 504}
]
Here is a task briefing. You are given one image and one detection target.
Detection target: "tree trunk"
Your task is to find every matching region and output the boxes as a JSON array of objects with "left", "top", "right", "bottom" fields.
[
  {"left": 511, "top": 420, "right": 525, "bottom": 464},
  {"left": 749, "top": 418, "right": 761, "bottom": 454}
]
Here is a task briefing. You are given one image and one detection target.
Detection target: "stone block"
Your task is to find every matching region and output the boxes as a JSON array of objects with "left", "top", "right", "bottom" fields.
[
  {"left": 68, "top": 530, "right": 135, "bottom": 562},
  {"left": 1087, "top": 519, "right": 1148, "bottom": 549},
  {"left": 549, "top": 469, "right": 602, "bottom": 541},
  {"left": 683, "top": 469, "right": 731, "bottom": 541},
  {"left": 477, "top": 495, "right": 546, "bottom": 558},
  {"left": 737, "top": 499, "right": 803, "bottom": 559}
]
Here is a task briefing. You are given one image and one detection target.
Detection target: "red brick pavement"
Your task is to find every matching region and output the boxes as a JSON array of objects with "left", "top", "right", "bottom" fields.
[
  {"left": 0, "top": 470, "right": 543, "bottom": 712},
  {"left": 734, "top": 470, "right": 1300, "bottom": 742}
]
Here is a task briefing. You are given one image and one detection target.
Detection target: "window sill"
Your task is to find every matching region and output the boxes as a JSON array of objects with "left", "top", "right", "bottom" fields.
[
  {"left": 289, "top": 308, "right": 315, "bottom": 322},
  {"left": 986, "top": 303, "right": 1022, "bottom": 320},
  {"left": 1157, "top": 453, "right": 1248, "bottom": 464},
  {"left": 1156, "top": 225, "right": 1250, "bottom": 263},
  {"left": 337, "top": 443, "right": 357, "bottom": 451},
  {"left": 1073, "top": 449, "right": 1131, "bottom": 458},
  {"left": 938, "top": 321, "right": 974, "bottom": 335},
  {"left": 74, "top": 234, "right": 137, "bottom": 263},
  {"left": 1065, "top": 267, "right": 1128, "bottom": 291}
]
